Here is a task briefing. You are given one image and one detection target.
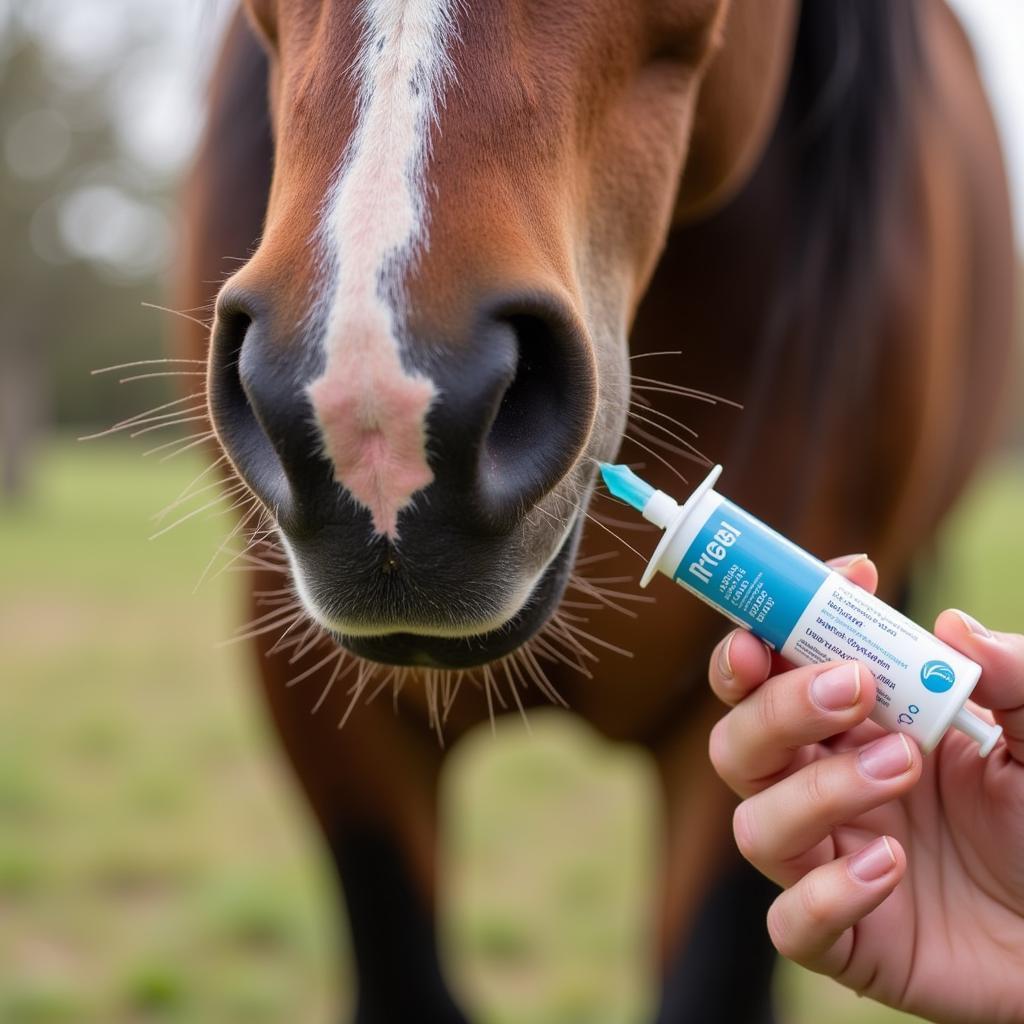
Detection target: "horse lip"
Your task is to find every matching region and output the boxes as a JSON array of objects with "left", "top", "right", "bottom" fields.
[{"left": 328, "top": 516, "right": 583, "bottom": 668}]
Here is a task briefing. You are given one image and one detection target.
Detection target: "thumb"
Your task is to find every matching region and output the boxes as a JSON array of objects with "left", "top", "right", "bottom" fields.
[
  {"left": 826, "top": 553, "right": 878, "bottom": 596},
  {"left": 934, "top": 609, "right": 1024, "bottom": 763}
]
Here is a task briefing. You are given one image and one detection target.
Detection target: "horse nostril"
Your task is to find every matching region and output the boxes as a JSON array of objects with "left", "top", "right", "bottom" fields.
[
  {"left": 482, "top": 312, "right": 593, "bottom": 511},
  {"left": 209, "top": 296, "right": 250, "bottom": 425},
  {"left": 486, "top": 315, "right": 563, "bottom": 456},
  {"left": 428, "top": 295, "right": 596, "bottom": 532},
  {"left": 208, "top": 284, "right": 594, "bottom": 542},
  {"left": 208, "top": 288, "right": 306, "bottom": 523}
]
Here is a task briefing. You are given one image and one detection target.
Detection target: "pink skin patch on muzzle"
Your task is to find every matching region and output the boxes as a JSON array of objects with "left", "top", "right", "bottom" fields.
[{"left": 309, "top": 338, "right": 436, "bottom": 539}]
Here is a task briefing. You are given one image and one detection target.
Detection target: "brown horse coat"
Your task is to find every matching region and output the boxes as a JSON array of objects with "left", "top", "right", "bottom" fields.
[{"left": 176, "top": 2, "right": 1014, "bottom": 1020}]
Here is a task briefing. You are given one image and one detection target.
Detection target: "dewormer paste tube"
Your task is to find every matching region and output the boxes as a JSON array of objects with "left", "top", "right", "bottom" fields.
[{"left": 599, "top": 462, "right": 1002, "bottom": 756}]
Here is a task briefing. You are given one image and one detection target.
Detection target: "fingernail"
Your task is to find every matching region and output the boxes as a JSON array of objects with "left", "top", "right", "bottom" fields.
[
  {"left": 717, "top": 633, "right": 735, "bottom": 681},
  {"left": 859, "top": 733, "right": 912, "bottom": 780},
  {"left": 952, "top": 609, "right": 993, "bottom": 639},
  {"left": 811, "top": 662, "right": 861, "bottom": 711},
  {"left": 849, "top": 836, "right": 896, "bottom": 882},
  {"left": 828, "top": 553, "right": 869, "bottom": 568}
]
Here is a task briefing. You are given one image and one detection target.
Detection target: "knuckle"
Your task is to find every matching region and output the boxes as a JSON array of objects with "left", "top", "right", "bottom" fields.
[
  {"left": 754, "top": 678, "right": 781, "bottom": 734},
  {"left": 802, "top": 760, "right": 839, "bottom": 819},
  {"left": 856, "top": 668, "right": 877, "bottom": 712},
  {"left": 708, "top": 719, "right": 730, "bottom": 775},
  {"left": 766, "top": 901, "right": 801, "bottom": 962},
  {"left": 797, "top": 872, "right": 833, "bottom": 932},
  {"left": 732, "top": 802, "right": 760, "bottom": 864}
]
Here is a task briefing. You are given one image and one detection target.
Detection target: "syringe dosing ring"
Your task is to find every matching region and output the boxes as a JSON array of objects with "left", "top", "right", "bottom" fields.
[{"left": 640, "top": 464, "right": 723, "bottom": 588}]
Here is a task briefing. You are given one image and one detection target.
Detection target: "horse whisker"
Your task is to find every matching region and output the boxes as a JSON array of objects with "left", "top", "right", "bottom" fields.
[
  {"left": 530, "top": 632, "right": 593, "bottom": 678},
  {"left": 573, "top": 550, "right": 620, "bottom": 567},
  {"left": 91, "top": 358, "right": 206, "bottom": 374},
  {"left": 227, "top": 550, "right": 290, "bottom": 574},
  {"left": 545, "top": 616, "right": 600, "bottom": 662},
  {"left": 235, "top": 600, "right": 304, "bottom": 634},
  {"left": 140, "top": 301, "right": 213, "bottom": 330},
  {"left": 153, "top": 476, "right": 242, "bottom": 523},
  {"left": 222, "top": 608, "right": 304, "bottom": 646},
  {"left": 482, "top": 664, "right": 497, "bottom": 734},
  {"left": 579, "top": 587, "right": 655, "bottom": 607},
  {"left": 208, "top": 521, "right": 279, "bottom": 585},
  {"left": 626, "top": 417, "right": 709, "bottom": 466},
  {"left": 501, "top": 659, "right": 532, "bottom": 733},
  {"left": 629, "top": 349, "right": 683, "bottom": 360},
  {"left": 628, "top": 405, "right": 703, "bottom": 451},
  {"left": 338, "top": 662, "right": 372, "bottom": 730},
  {"left": 118, "top": 371, "right": 207, "bottom": 383},
  {"left": 78, "top": 405, "right": 208, "bottom": 441},
  {"left": 312, "top": 655, "right": 357, "bottom": 714},
  {"left": 558, "top": 619, "right": 634, "bottom": 659},
  {"left": 627, "top": 397, "right": 699, "bottom": 438},
  {"left": 363, "top": 666, "right": 398, "bottom": 707},
  {"left": 287, "top": 644, "right": 347, "bottom": 689},
  {"left": 567, "top": 582, "right": 638, "bottom": 619},
  {"left": 106, "top": 390, "right": 208, "bottom": 429},
  {"left": 518, "top": 645, "right": 568, "bottom": 708},
  {"left": 149, "top": 488, "right": 239, "bottom": 540},
  {"left": 621, "top": 431, "right": 690, "bottom": 486},
  {"left": 442, "top": 670, "right": 466, "bottom": 723},
  {"left": 630, "top": 374, "right": 742, "bottom": 408},
  {"left": 285, "top": 621, "right": 324, "bottom": 663},
  {"left": 152, "top": 455, "right": 228, "bottom": 522},
  {"left": 142, "top": 429, "right": 215, "bottom": 458},
  {"left": 130, "top": 414, "right": 210, "bottom": 440},
  {"left": 579, "top": 510, "right": 646, "bottom": 560},
  {"left": 193, "top": 501, "right": 264, "bottom": 593}
]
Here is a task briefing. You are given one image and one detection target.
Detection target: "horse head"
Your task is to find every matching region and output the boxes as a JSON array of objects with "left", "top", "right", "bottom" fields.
[{"left": 208, "top": 0, "right": 762, "bottom": 669}]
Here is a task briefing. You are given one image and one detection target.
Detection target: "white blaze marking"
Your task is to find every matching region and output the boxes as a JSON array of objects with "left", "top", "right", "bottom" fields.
[{"left": 308, "top": 0, "right": 457, "bottom": 539}]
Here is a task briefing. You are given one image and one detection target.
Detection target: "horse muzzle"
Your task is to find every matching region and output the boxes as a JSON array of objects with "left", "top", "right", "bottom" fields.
[{"left": 206, "top": 285, "right": 597, "bottom": 666}]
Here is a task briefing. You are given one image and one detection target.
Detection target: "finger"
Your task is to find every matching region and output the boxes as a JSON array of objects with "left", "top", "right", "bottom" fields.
[
  {"left": 709, "top": 629, "right": 772, "bottom": 707},
  {"left": 708, "top": 556, "right": 878, "bottom": 707},
  {"left": 733, "top": 732, "right": 919, "bottom": 886},
  {"left": 766, "top": 835, "right": 906, "bottom": 976},
  {"left": 934, "top": 609, "right": 1024, "bottom": 763},
  {"left": 710, "top": 661, "right": 877, "bottom": 797},
  {"left": 826, "top": 553, "right": 879, "bottom": 597},
  {"left": 763, "top": 552, "right": 877, "bottom": 680}
]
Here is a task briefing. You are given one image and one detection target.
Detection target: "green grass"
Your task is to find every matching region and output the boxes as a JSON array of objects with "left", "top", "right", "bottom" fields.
[{"left": 1, "top": 439, "right": 1022, "bottom": 1023}]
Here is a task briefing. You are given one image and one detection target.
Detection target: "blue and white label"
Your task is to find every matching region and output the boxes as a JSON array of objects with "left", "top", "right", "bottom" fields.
[
  {"left": 661, "top": 488, "right": 983, "bottom": 753},
  {"left": 675, "top": 499, "right": 828, "bottom": 650}
]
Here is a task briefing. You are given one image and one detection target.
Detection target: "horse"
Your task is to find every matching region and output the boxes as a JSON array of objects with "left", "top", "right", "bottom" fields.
[{"left": 172, "top": 0, "right": 1014, "bottom": 1020}]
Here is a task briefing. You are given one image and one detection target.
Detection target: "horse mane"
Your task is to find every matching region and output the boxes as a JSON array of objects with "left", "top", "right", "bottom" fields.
[{"left": 729, "top": 0, "right": 926, "bottom": 523}]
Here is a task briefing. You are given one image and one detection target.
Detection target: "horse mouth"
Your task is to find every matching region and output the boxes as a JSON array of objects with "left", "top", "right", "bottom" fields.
[{"left": 319, "top": 516, "right": 584, "bottom": 669}]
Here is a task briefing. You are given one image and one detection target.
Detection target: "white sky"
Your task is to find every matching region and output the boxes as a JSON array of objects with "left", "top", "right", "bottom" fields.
[
  {"left": 9, "top": 0, "right": 1022, "bottom": 248},
  {"left": 947, "top": 0, "right": 1024, "bottom": 246},
  {"left": 162, "top": 0, "right": 1023, "bottom": 244}
]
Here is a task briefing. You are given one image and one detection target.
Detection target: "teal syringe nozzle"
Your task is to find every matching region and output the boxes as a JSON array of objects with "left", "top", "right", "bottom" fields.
[
  {"left": 599, "top": 462, "right": 723, "bottom": 585},
  {"left": 598, "top": 463, "right": 655, "bottom": 513}
]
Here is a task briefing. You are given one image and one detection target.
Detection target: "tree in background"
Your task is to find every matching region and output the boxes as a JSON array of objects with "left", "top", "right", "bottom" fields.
[{"left": 0, "top": 0, "right": 209, "bottom": 501}]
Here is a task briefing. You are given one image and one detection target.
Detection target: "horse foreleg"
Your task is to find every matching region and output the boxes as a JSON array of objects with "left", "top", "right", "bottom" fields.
[
  {"left": 332, "top": 828, "right": 470, "bottom": 1024},
  {"left": 246, "top": 580, "right": 470, "bottom": 1024},
  {"left": 649, "top": 695, "right": 780, "bottom": 1024}
]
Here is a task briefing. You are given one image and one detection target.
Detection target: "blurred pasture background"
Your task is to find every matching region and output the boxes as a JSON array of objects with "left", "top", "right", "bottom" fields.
[{"left": 0, "top": 1, "right": 1021, "bottom": 1022}]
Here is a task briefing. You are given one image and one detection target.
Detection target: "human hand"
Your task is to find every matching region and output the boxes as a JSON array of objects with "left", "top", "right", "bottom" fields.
[{"left": 707, "top": 555, "right": 1024, "bottom": 1023}]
